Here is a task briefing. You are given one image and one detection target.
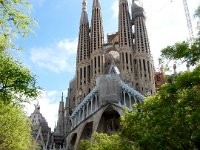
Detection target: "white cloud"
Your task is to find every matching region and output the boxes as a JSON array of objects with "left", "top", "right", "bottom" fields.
[
  {"left": 25, "top": 90, "right": 68, "bottom": 130},
  {"left": 58, "top": 39, "right": 77, "bottom": 55},
  {"left": 30, "top": 38, "right": 78, "bottom": 73},
  {"left": 111, "top": 0, "right": 118, "bottom": 18}
]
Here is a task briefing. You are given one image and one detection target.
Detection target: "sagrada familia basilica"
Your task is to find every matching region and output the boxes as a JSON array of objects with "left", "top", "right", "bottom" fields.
[{"left": 30, "top": 0, "right": 157, "bottom": 149}]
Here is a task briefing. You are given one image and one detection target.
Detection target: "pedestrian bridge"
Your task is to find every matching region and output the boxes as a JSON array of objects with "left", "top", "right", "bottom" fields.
[
  {"left": 70, "top": 74, "right": 144, "bottom": 130},
  {"left": 66, "top": 74, "right": 144, "bottom": 150}
]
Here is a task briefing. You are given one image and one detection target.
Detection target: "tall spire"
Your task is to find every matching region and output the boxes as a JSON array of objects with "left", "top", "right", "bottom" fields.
[
  {"left": 118, "top": 0, "right": 133, "bottom": 48},
  {"left": 90, "top": 0, "right": 104, "bottom": 52},
  {"left": 77, "top": 0, "right": 90, "bottom": 63},
  {"left": 118, "top": 0, "right": 135, "bottom": 88},
  {"left": 131, "top": 0, "right": 156, "bottom": 95},
  {"left": 59, "top": 93, "right": 64, "bottom": 112},
  {"left": 76, "top": 0, "right": 91, "bottom": 105},
  {"left": 89, "top": 0, "right": 104, "bottom": 88}
]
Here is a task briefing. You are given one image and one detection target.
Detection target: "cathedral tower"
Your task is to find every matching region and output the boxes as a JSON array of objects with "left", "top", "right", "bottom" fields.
[
  {"left": 118, "top": 0, "right": 135, "bottom": 85},
  {"left": 76, "top": 0, "right": 91, "bottom": 105},
  {"left": 90, "top": 0, "right": 104, "bottom": 52},
  {"left": 131, "top": 0, "right": 156, "bottom": 95},
  {"left": 57, "top": 93, "right": 65, "bottom": 135},
  {"left": 90, "top": 0, "right": 105, "bottom": 87}
]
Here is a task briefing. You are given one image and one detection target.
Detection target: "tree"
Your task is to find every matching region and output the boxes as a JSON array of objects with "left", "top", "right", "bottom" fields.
[
  {"left": 79, "top": 133, "right": 133, "bottom": 150},
  {"left": 160, "top": 39, "right": 200, "bottom": 66},
  {"left": 0, "top": 0, "right": 36, "bottom": 51},
  {"left": 0, "top": 51, "right": 40, "bottom": 104},
  {"left": 0, "top": 1, "right": 40, "bottom": 150},
  {"left": 0, "top": 102, "right": 38, "bottom": 150},
  {"left": 121, "top": 66, "right": 200, "bottom": 149}
]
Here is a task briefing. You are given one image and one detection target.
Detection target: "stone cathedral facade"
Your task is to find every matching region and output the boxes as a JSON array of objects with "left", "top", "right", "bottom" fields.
[
  {"left": 74, "top": 0, "right": 155, "bottom": 102},
  {"left": 31, "top": 0, "right": 156, "bottom": 150}
]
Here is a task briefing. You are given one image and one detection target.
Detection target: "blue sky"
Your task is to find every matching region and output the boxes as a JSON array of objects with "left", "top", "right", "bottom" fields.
[{"left": 19, "top": 0, "right": 199, "bottom": 129}]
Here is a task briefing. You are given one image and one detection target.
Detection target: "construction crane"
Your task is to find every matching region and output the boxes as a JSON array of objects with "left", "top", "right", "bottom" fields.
[
  {"left": 171, "top": 0, "right": 194, "bottom": 40},
  {"left": 182, "top": 0, "right": 194, "bottom": 40},
  {"left": 137, "top": 0, "right": 194, "bottom": 40},
  {"left": 171, "top": 0, "right": 194, "bottom": 68}
]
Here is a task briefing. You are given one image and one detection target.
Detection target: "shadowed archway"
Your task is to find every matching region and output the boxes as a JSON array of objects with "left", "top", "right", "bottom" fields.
[
  {"left": 96, "top": 106, "right": 120, "bottom": 135},
  {"left": 70, "top": 133, "right": 77, "bottom": 150},
  {"left": 80, "top": 121, "right": 93, "bottom": 140}
]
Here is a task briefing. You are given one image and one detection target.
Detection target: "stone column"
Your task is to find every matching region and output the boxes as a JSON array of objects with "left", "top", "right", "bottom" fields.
[
  {"left": 123, "top": 91, "right": 126, "bottom": 107},
  {"left": 87, "top": 102, "right": 89, "bottom": 117},
  {"left": 83, "top": 107, "right": 85, "bottom": 120},
  {"left": 129, "top": 94, "right": 132, "bottom": 109},
  {"left": 95, "top": 94, "right": 98, "bottom": 110},
  {"left": 91, "top": 98, "right": 93, "bottom": 113}
]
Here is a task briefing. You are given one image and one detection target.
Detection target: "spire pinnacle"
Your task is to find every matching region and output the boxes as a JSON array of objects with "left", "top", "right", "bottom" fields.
[
  {"left": 119, "top": 0, "right": 128, "bottom": 4},
  {"left": 82, "top": 0, "right": 87, "bottom": 11},
  {"left": 93, "top": 0, "right": 101, "bottom": 9},
  {"left": 34, "top": 101, "right": 40, "bottom": 112},
  {"left": 61, "top": 92, "right": 63, "bottom": 102},
  {"left": 80, "top": 0, "right": 89, "bottom": 24}
]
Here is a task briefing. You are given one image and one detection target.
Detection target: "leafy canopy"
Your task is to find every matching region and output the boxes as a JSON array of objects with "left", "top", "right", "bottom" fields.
[
  {"left": 161, "top": 39, "right": 200, "bottom": 66},
  {"left": 79, "top": 133, "right": 133, "bottom": 150},
  {"left": 0, "top": 0, "right": 39, "bottom": 149},
  {"left": 121, "top": 66, "right": 200, "bottom": 149},
  {"left": 0, "top": 0, "right": 40, "bottom": 104},
  {"left": 0, "top": 101, "right": 37, "bottom": 150},
  {"left": 0, "top": 0, "right": 36, "bottom": 51},
  {"left": 0, "top": 51, "right": 40, "bottom": 104}
]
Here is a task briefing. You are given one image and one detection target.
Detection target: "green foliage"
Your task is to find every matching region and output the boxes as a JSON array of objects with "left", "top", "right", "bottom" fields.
[
  {"left": 160, "top": 5, "right": 200, "bottom": 66},
  {"left": 0, "top": 101, "right": 37, "bottom": 150},
  {"left": 161, "top": 39, "right": 200, "bottom": 66},
  {"left": 0, "top": 0, "right": 39, "bottom": 104},
  {"left": 0, "top": 0, "right": 40, "bottom": 149},
  {"left": 0, "top": 51, "right": 40, "bottom": 104},
  {"left": 79, "top": 140, "right": 91, "bottom": 150},
  {"left": 79, "top": 132, "right": 133, "bottom": 150},
  {"left": 121, "top": 66, "right": 200, "bottom": 149},
  {"left": 0, "top": 0, "right": 36, "bottom": 50}
]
